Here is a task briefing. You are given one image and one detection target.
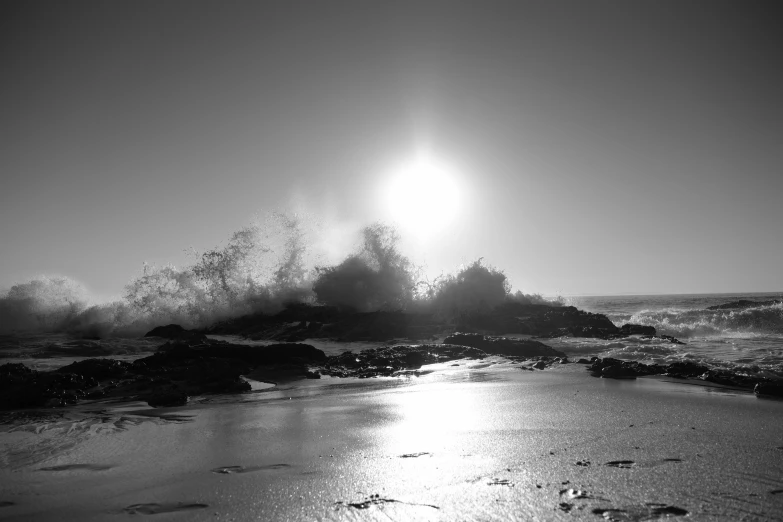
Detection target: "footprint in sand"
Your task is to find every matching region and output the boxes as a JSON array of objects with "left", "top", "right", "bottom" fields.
[
  {"left": 604, "top": 458, "right": 682, "bottom": 469},
  {"left": 605, "top": 460, "right": 636, "bottom": 469},
  {"left": 120, "top": 502, "right": 208, "bottom": 515},
  {"left": 336, "top": 494, "right": 439, "bottom": 510},
  {"left": 592, "top": 504, "right": 689, "bottom": 521},
  {"left": 487, "top": 478, "right": 514, "bottom": 487},
  {"left": 210, "top": 463, "right": 291, "bottom": 474},
  {"left": 399, "top": 452, "right": 430, "bottom": 458},
  {"left": 38, "top": 464, "right": 113, "bottom": 472},
  {"left": 559, "top": 502, "right": 574, "bottom": 512}
]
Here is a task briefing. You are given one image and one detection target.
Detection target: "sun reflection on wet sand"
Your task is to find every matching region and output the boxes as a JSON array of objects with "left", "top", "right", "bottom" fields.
[{"left": 381, "top": 383, "right": 484, "bottom": 457}]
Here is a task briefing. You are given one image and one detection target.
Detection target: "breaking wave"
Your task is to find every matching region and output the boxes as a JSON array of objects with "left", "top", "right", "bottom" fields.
[
  {"left": 0, "top": 212, "right": 559, "bottom": 338},
  {"left": 0, "top": 212, "right": 320, "bottom": 337},
  {"left": 626, "top": 301, "right": 783, "bottom": 338}
]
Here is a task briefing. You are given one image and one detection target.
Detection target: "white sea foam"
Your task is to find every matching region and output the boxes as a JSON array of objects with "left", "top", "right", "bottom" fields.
[{"left": 626, "top": 302, "right": 783, "bottom": 337}]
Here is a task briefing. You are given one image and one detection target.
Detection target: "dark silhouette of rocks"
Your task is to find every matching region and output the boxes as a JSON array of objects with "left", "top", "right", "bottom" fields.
[
  {"left": 586, "top": 357, "right": 778, "bottom": 391},
  {"left": 144, "top": 324, "right": 209, "bottom": 343},
  {"left": 55, "top": 358, "right": 132, "bottom": 380},
  {"left": 200, "top": 302, "right": 683, "bottom": 344},
  {"left": 443, "top": 333, "right": 565, "bottom": 357},
  {"left": 754, "top": 382, "right": 783, "bottom": 397},
  {"left": 205, "top": 308, "right": 441, "bottom": 343},
  {"left": 317, "top": 344, "right": 487, "bottom": 378},
  {"left": 618, "top": 324, "right": 656, "bottom": 336},
  {"left": 0, "top": 302, "right": 700, "bottom": 411},
  {"left": 0, "top": 338, "right": 327, "bottom": 410}
]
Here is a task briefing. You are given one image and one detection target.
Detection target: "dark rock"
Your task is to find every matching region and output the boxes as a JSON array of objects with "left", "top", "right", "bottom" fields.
[
  {"left": 700, "top": 370, "right": 739, "bottom": 386},
  {"left": 404, "top": 351, "right": 426, "bottom": 368},
  {"left": 1, "top": 336, "right": 334, "bottom": 410},
  {"left": 601, "top": 365, "right": 637, "bottom": 379},
  {"left": 273, "top": 303, "right": 340, "bottom": 323},
  {"left": 207, "top": 377, "right": 251, "bottom": 393},
  {"left": 55, "top": 358, "right": 132, "bottom": 380},
  {"left": 145, "top": 324, "right": 208, "bottom": 344},
  {"left": 208, "top": 305, "right": 441, "bottom": 343},
  {"left": 466, "top": 304, "right": 621, "bottom": 339},
  {"left": 588, "top": 358, "right": 657, "bottom": 379},
  {"left": 532, "top": 361, "right": 547, "bottom": 370},
  {"left": 147, "top": 390, "right": 189, "bottom": 407},
  {"left": 619, "top": 323, "right": 656, "bottom": 336},
  {"left": 584, "top": 357, "right": 782, "bottom": 392},
  {"left": 443, "top": 333, "right": 565, "bottom": 357},
  {"left": 145, "top": 324, "right": 187, "bottom": 338},
  {"left": 659, "top": 334, "right": 686, "bottom": 345},
  {"left": 0, "top": 363, "right": 34, "bottom": 383},
  {"left": 665, "top": 361, "right": 709, "bottom": 376},
  {"left": 146, "top": 341, "right": 326, "bottom": 366},
  {"left": 319, "top": 344, "right": 487, "bottom": 378},
  {"left": 754, "top": 382, "right": 783, "bottom": 397},
  {"left": 305, "top": 370, "right": 321, "bottom": 379}
]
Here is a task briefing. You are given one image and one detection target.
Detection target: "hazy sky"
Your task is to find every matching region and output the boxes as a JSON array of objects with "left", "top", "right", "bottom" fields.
[{"left": 2, "top": 0, "right": 781, "bottom": 298}]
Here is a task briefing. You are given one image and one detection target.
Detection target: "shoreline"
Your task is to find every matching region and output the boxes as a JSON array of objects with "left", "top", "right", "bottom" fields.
[{"left": 1, "top": 362, "right": 782, "bottom": 520}]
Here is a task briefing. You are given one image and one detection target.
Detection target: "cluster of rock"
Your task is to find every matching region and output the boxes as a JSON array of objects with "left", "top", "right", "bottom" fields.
[
  {"left": 316, "top": 344, "right": 486, "bottom": 378},
  {"left": 205, "top": 305, "right": 440, "bottom": 343},
  {"left": 458, "top": 303, "right": 686, "bottom": 343},
  {"left": 22, "top": 298, "right": 783, "bottom": 411},
  {"left": 203, "top": 302, "right": 684, "bottom": 344},
  {"left": 586, "top": 357, "right": 783, "bottom": 397},
  {"left": 0, "top": 328, "right": 326, "bottom": 410},
  {"left": 0, "top": 328, "right": 573, "bottom": 409},
  {"left": 442, "top": 333, "right": 565, "bottom": 357},
  {"left": 2, "top": 324, "right": 779, "bottom": 410}
]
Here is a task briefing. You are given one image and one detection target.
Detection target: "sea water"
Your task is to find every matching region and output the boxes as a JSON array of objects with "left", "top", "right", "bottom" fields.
[{"left": 551, "top": 292, "right": 783, "bottom": 378}]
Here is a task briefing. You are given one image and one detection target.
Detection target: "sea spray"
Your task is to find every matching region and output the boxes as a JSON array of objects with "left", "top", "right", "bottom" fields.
[
  {"left": 0, "top": 212, "right": 559, "bottom": 337},
  {"left": 0, "top": 276, "right": 91, "bottom": 332},
  {"left": 0, "top": 212, "right": 321, "bottom": 337}
]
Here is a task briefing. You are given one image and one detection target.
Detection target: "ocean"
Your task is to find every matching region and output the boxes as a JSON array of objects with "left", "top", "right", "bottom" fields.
[{"left": 551, "top": 292, "right": 783, "bottom": 379}]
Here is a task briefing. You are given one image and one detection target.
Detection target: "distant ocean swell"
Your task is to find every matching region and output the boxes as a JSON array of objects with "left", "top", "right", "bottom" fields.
[{"left": 611, "top": 302, "right": 783, "bottom": 338}]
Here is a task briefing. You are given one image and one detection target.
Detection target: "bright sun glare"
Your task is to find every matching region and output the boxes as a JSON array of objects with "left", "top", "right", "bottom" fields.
[{"left": 383, "top": 154, "right": 461, "bottom": 238}]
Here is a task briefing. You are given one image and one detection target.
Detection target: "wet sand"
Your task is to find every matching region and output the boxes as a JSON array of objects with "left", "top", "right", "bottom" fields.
[{"left": 1, "top": 359, "right": 782, "bottom": 521}]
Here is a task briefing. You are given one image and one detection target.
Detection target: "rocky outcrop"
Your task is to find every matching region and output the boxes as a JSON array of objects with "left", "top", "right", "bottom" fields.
[
  {"left": 443, "top": 333, "right": 565, "bottom": 357},
  {"left": 205, "top": 308, "right": 441, "bottom": 343},
  {"left": 200, "top": 303, "right": 682, "bottom": 344},
  {"left": 618, "top": 324, "right": 656, "bottom": 336},
  {"left": 1, "top": 362, "right": 99, "bottom": 409},
  {"left": 586, "top": 357, "right": 779, "bottom": 393},
  {"left": 0, "top": 338, "right": 327, "bottom": 410},
  {"left": 754, "top": 382, "right": 783, "bottom": 397},
  {"left": 455, "top": 303, "right": 621, "bottom": 338},
  {"left": 317, "top": 344, "right": 488, "bottom": 378},
  {"left": 144, "top": 324, "right": 208, "bottom": 343}
]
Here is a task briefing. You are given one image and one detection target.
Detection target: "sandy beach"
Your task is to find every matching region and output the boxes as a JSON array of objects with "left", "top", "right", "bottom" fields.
[{"left": 1, "top": 359, "right": 781, "bottom": 521}]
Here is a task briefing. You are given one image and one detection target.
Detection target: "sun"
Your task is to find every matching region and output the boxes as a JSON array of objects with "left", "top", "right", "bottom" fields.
[{"left": 382, "top": 154, "right": 461, "bottom": 238}]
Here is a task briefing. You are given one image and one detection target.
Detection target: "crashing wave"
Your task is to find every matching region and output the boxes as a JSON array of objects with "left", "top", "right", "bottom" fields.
[{"left": 626, "top": 301, "right": 783, "bottom": 337}]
